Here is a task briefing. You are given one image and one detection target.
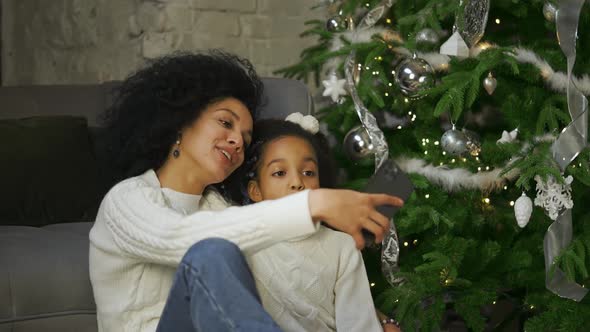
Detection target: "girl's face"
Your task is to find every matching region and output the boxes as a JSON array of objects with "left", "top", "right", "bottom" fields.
[
  {"left": 248, "top": 135, "right": 320, "bottom": 202},
  {"left": 179, "top": 97, "right": 253, "bottom": 185}
]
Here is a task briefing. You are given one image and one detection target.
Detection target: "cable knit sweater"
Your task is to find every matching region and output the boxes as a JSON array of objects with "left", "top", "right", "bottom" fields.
[
  {"left": 201, "top": 189, "right": 382, "bottom": 331},
  {"left": 89, "top": 170, "right": 318, "bottom": 332}
]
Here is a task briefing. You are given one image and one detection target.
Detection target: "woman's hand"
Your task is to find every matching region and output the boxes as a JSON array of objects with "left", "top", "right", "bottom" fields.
[
  {"left": 376, "top": 310, "right": 402, "bottom": 332},
  {"left": 383, "top": 323, "right": 401, "bottom": 332},
  {"left": 308, "top": 188, "right": 404, "bottom": 249}
]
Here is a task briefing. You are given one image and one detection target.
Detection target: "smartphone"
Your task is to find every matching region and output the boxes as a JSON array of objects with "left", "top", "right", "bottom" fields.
[{"left": 361, "top": 158, "right": 414, "bottom": 246}]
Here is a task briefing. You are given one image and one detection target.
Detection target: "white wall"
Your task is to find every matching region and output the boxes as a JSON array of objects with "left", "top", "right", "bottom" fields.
[{"left": 1, "top": 0, "right": 322, "bottom": 85}]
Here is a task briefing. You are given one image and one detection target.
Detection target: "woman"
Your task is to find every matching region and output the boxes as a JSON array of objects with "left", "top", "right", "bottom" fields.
[{"left": 89, "top": 50, "right": 403, "bottom": 332}]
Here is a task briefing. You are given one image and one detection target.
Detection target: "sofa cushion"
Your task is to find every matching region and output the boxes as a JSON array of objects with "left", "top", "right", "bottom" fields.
[
  {"left": 0, "top": 226, "right": 96, "bottom": 326},
  {"left": 0, "top": 116, "right": 101, "bottom": 226}
]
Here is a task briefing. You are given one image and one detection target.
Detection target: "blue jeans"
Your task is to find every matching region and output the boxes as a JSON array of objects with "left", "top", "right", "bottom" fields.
[{"left": 156, "top": 238, "right": 282, "bottom": 332}]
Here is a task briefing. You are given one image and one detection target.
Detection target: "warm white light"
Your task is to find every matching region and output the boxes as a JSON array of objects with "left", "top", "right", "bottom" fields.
[
  {"left": 403, "top": 241, "right": 409, "bottom": 247},
  {"left": 509, "top": 201, "right": 515, "bottom": 206},
  {"left": 370, "top": 282, "right": 375, "bottom": 287},
  {"left": 495, "top": 18, "right": 501, "bottom": 24},
  {"left": 483, "top": 198, "right": 490, "bottom": 204},
  {"left": 425, "top": 194, "right": 430, "bottom": 199}
]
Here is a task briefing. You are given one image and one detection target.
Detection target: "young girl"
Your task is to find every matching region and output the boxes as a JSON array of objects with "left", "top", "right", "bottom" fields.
[{"left": 204, "top": 113, "right": 401, "bottom": 332}]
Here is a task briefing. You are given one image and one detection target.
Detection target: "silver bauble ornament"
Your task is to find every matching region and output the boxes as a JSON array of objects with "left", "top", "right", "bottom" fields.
[
  {"left": 416, "top": 28, "right": 440, "bottom": 46},
  {"left": 441, "top": 126, "right": 468, "bottom": 156},
  {"left": 343, "top": 125, "right": 375, "bottom": 160},
  {"left": 483, "top": 72, "right": 497, "bottom": 95},
  {"left": 515, "top": 192, "right": 533, "bottom": 228},
  {"left": 543, "top": 2, "right": 557, "bottom": 22},
  {"left": 326, "top": 15, "right": 351, "bottom": 32},
  {"left": 394, "top": 55, "right": 435, "bottom": 98}
]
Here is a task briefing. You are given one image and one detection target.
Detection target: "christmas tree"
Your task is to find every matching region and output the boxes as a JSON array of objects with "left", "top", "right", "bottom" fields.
[{"left": 279, "top": 0, "right": 590, "bottom": 330}]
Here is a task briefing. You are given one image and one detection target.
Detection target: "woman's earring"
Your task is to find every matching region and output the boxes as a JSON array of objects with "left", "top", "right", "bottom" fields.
[{"left": 173, "top": 137, "right": 181, "bottom": 158}]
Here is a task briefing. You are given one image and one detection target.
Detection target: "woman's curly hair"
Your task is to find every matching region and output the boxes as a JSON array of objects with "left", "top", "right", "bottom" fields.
[
  {"left": 102, "top": 50, "right": 264, "bottom": 181},
  {"left": 224, "top": 118, "right": 338, "bottom": 205}
]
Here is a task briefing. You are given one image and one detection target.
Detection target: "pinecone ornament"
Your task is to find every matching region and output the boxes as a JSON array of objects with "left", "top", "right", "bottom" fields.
[{"left": 515, "top": 192, "right": 533, "bottom": 228}]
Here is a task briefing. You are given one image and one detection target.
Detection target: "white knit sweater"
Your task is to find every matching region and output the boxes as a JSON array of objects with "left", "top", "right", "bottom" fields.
[
  {"left": 202, "top": 189, "right": 382, "bottom": 331},
  {"left": 89, "top": 170, "right": 318, "bottom": 332}
]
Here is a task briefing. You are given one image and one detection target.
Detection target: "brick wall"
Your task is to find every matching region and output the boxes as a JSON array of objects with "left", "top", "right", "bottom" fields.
[{"left": 1, "top": 0, "right": 323, "bottom": 85}]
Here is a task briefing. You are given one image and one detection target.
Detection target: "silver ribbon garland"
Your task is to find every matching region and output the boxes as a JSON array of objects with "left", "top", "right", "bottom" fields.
[
  {"left": 454, "top": 0, "right": 490, "bottom": 47},
  {"left": 544, "top": 0, "right": 588, "bottom": 302},
  {"left": 342, "top": 0, "right": 402, "bottom": 286}
]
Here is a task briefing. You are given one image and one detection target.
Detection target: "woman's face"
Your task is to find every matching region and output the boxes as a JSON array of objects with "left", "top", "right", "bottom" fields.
[
  {"left": 248, "top": 135, "right": 320, "bottom": 202},
  {"left": 179, "top": 97, "right": 253, "bottom": 185}
]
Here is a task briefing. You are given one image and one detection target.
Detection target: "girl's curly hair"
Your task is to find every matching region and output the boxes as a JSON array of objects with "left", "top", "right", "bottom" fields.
[
  {"left": 224, "top": 118, "right": 338, "bottom": 205},
  {"left": 102, "top": 50, "right": 263, "bottom": 181}
]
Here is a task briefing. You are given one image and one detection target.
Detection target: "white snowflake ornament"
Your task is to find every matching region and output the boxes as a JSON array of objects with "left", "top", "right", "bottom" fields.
[
  {"left": 514, "top": 192, "right": 533, "bottom": 228},
  {"left": 496, "top": 128, "right": 519, "bottom": 144},
  {"left": 534, "top": 175, "right": 574, "bottom": 220},
  {"left": 322, "top": 73, "right": 347, "bottom": 103}
]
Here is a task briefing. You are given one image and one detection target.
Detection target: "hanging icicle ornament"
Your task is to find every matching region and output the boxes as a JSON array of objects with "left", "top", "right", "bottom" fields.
[
  {"left": 483, "top": 72, "right": 497, "bottom": 95},
  {"left": 322, "top": 73, "right": 348, "bottom": 103},
  {"left": 534, "top": 175, "right": 574, "bottom": 221},
  {"left": 394, "top": 54, "right": 435, "bottom": 98},
  {"left": 515, "top": 192, "right": 533, "bottom": 228}
]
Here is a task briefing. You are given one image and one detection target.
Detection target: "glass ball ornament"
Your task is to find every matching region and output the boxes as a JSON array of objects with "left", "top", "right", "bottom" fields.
[
  {"left": 343, "top": 125, "right": 375, "bottom": 160},
  {"left": 440, "top": 126, "right": 469, "bottom": 156},
  {"left": 394, "top": 55, "right": 435, "bottom": 98},
  {"left": 543, "top": 2, "right": 557, "bottom": 22},
  {"left": 326, "top": 15, "right": 351, "bottom": 32},
  {"left": 415, "top": 28, "right": 440, "bottom": 47},
  {"left": 462, "top": 129, "right": 482, "bottom": 156}
]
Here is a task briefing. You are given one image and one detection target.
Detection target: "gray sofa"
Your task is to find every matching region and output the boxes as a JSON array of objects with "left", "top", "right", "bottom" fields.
[{"left": 0, "top": 78, "right": 313, "bottom": 332}]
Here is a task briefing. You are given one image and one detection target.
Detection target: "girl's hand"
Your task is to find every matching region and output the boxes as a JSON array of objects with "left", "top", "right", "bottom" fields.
[{"left": 308, "top": 189, "right": 404, "bottom": 249}]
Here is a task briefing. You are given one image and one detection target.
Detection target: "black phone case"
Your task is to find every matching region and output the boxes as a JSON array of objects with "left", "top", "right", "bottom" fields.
[{"left": 361, "top": 159, "right": 414, "bottom": 246}]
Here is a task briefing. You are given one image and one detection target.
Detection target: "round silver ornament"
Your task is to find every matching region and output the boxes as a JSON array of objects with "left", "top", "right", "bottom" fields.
[
  {"left": 515, "top": 192, "right": 533, "bottom": 228},
  {"left": 416, "top": 28, "right": 440, "bottom": 46},
  {"left": 343, "top": 125, "right": 375, "bottom": 160},
  {"left": 483, "top": 72, "right": 497, "bottom": 95},
  {"left": 440, "top": 126, "right": 468, "bottom": 156},
  {"left": 326, "top": 15, "right": 351, "bottom": 32},
  {"left": 394, "top": 55, "right": 435, "bottom": 98},
  {"left": 543, "top": 2, "right": 557, "bottom": 23}
]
